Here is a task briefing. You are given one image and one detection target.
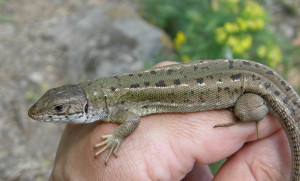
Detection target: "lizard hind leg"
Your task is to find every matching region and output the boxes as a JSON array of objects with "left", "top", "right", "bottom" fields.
[{"left": 214, "top": 93, "right": 269, "bottom": 139}]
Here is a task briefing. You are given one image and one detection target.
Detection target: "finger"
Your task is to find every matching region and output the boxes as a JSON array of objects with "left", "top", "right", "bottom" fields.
[
  {"left": 214, "top": 129, "right": 291, "bottom": 181},
  {"left": 154, "top": 61, "right": 178, "bottom": 67}
]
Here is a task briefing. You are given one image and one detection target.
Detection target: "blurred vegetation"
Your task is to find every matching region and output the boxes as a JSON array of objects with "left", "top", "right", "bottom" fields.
[
  {"left": 0, "top": 0, "right": 14, "bottom": 22},
  {"left": 140, "top": 0, "right": 300, "bottom": 174},
  {"left": 140, "top": 0, "right": 300, "bottom": 73}
]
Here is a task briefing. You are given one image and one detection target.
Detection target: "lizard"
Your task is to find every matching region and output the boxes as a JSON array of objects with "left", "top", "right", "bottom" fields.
[{"left": 28, "top": 59, "right": 300, "bottom": 180}]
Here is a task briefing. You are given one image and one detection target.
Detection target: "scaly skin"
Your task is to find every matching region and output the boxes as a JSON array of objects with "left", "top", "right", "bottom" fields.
[{"left": 28, "top": 59, "right": 300, "bottom": 180}]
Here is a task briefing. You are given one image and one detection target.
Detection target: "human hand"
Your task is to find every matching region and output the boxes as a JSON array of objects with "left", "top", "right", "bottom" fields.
[{"left": 49, "top": 62, "right": 291, "bottom": 181}]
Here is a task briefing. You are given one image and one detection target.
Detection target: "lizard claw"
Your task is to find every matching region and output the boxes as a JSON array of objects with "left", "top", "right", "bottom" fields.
[{"left": 94, "top": 134, "right": 122, "bottom": 165}]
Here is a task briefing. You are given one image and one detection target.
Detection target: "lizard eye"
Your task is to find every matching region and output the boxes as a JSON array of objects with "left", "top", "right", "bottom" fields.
[
  {"left": 53, "top": 105, "right": 65, "bottom": 113},
  {"left": 84, "top": 103, "right": 88, "bottom": 114}
]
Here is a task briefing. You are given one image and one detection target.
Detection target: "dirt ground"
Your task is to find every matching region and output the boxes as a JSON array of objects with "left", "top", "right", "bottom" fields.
[{"left": 0, "top": 1, "right": 137, "bottom": 180}]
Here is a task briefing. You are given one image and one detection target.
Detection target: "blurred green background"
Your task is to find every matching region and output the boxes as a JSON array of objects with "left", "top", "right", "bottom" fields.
[
  {"left": 140, "top": 0, "right": 299, "bottom": 84},
  {"left": 139, "top": 0, "right": 300, "bottom": 174}
]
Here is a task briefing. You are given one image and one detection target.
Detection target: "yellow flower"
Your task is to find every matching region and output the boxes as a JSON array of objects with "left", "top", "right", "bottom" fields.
[
  {"left": 236, "top": 17, "right": 248, "bottom": 31},
  {"left": 181, "top": 54, "right": 190, "bottom": 62},
  {"left": 224, "top": 22, "right": 239, "bottom": 33},
  {"left": 257, "top": 45, "right": 267, "bottom": 58},
  {"left": 214, "top": 27, "right": 227, "bottom": 44},
  {"left": 255, "top": 19, "right": 265, "bottom": 30},
  {"left": 243, "top": 0, "right": 265, "bottom": 18},
  {"left": 233, "top": 46, "right": 244, "bottom": 54},
  {"left": 173, "top": 31, "right": 186, "bottom": 49},
  {"left": 240, "top": 34, "right": 252, "bottom": 50},
  {"left": 230, "top": 35, "right": 252, "bottom": 54},
  {"left": 227, "top": 35, "right": 239, "bottom": 47},
  {"left": 268, "top": 46, "right": 282, "bottom": 67}
]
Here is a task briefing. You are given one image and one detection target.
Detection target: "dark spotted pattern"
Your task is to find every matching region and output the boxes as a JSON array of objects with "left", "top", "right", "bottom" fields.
[
  {"left": 263, "top": 83, "right": 271, "bottom": 89},
  {"left": 150, "top": 70, "right": 157, "bottom": 75},
  {"left": 283, "top": 97, "right": 289, "bottom": 104},
  {"left": 230, "top": 73, "right": 242, "bottom": 81},
  {"left": 243, "top": 61, "right": 251, "bottom": 66},
  {"left": 174, "top": 79, "right": 181, "bottom": 85},
  {"left": 80, "top": 59, "right": 300, "bottom": 179},
  {"left": 166, "top": 69, "right": 175, "bottom": 75},
  {"left": 228, "top": 60, "right": 234, "bottom": 69},
  {"left": 196, "top": 78, "right": 204, "bottom": 84},
  {"left": 155, "top": 80, "right": 166, "bottom": 87},
  {"left": 130, "top": 84, "right": 140, "bottom": 88},
  {"left": 274, "top": 91, "right": 281, "bottom": 96},
  {"left": 144, "top": 82, "right": 150, "bottom": 86}
]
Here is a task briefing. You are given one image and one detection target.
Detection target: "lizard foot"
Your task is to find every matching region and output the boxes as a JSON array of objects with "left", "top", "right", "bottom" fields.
[{"left": 94, "top": 134, "right": 122, "bottom": 165}]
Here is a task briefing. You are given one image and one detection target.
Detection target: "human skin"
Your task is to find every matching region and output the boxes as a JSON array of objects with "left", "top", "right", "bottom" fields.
[{"left": 49, "top": 62, "right": 291, "bottom": 181}]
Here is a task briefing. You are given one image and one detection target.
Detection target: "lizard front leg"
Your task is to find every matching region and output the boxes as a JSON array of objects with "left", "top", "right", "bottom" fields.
[{"left": 94, "top": 110, "right": 140, "bottom": 165}]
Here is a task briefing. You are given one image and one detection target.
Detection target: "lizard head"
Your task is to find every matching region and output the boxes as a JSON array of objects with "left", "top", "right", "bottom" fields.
[{"left": 28, "top": 84, "right": 89, "bottom": 123}]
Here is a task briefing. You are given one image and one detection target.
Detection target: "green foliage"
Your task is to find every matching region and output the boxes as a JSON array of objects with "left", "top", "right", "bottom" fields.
[
  {"left": 209, "top": 159, "right": 226, "bottom": 175},
  {"left": 140, "top": 0, "right": 298, "bottom": 69},
  {"left": 0, "top": 0, "right": 6, "bottom": 5},
  {"left": 0, "top": 15, "right": 15, "bottom": 22},
  {"left": 0, "top": 0, "right": 15, "bottom": 23}
]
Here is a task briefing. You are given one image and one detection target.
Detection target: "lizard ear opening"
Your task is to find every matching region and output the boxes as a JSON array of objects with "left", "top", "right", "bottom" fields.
[{"left": 84, "top": 103, "right": 88, "bottom": 114}]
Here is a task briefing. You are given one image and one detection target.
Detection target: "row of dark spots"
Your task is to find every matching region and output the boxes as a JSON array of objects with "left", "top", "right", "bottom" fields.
[
  {"left": 280, "top": 81, "right": 293, "bottom": 92},
  {"left": 174, "top": 79, "right": 181, "bottom": 85},
  {"left": 156, "top": 80, "right": 166, "bottom": 87},
  {"left": 150, "top": 70, "right": 157, "bottom": 75},
  {"left": 242, "top": 60, "right": 251, "bottom": 66},
  {"left": 166, "top": 69, "right": 175, "bottom": 75},
  {"left": 274, "top": 91, "right": 281, "bottom": 96},
  {"left": 293, "top": 100, "right": 300, "bottom": 109},
  {"left": 230, "top": 73, "right": 242, "bottom": 81},
  {"left": 228, "top": 60, "right": 234, "bottom": 69},
  {"left": 127, "top": 80, "right": 165, "bottom": 88},
  {"left": 266, "top": 71, "right": 274, "bottom": 75},
  {"left": 193, "top": 66, "right": 209, "bottom": 71},
  {"left": 128, "top": 73, "right": 144, "bottom": 77},
  {"left": 144, "top": 81, "right": 150, "bottom": 86},
  {"left": 290, "top": 108, "right": 296, "bottom": 115},
  {"left": 252, "top": 74, "right": 261, "bottom": 81},
  {"left": 130, "top": 84, "right": 140, "bottom": 88},
  {"left": 263, "top": 83, "right": 271, "bottom": 89},
  {"left": 196, "top": 78, "right": 204, "bottom": 84},
  {"left": 283, "top": 97, "right": 289, "bottom": 104}
]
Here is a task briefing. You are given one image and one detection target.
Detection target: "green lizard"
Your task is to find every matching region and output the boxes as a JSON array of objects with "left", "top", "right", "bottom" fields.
[{"left": 28, "top": 59, "right": 300, "bottom": 180}]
